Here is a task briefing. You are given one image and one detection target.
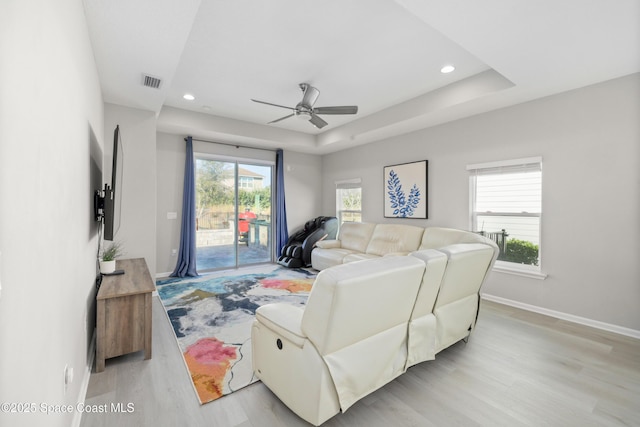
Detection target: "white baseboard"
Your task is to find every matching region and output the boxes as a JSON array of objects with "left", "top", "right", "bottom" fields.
[
  {"left": 481, "top": 293, "right": 640, "bottom": 340},
  {"left": 72, "top": 329, "right": 96, "bottom": 427}
]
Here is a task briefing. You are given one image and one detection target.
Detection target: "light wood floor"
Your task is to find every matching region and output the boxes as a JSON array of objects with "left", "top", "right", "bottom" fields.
[{"left": 80, "top": 296, "right": 640, "bottom": 427}]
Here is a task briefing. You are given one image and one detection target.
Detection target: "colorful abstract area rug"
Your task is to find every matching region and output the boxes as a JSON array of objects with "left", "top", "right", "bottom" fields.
[{"left": 156, "top": 264, "right": 316, "bottom": 404}]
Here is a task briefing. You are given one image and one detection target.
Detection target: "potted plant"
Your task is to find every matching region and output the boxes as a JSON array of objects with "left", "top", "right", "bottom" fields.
[{"left": 100, "top": 241, "right": 124, "bottom": 274}]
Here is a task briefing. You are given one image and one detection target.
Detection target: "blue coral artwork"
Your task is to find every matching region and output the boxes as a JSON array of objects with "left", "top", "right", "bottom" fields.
[{"left": 384, "top": 160, "right": 428, "bottom": 219}]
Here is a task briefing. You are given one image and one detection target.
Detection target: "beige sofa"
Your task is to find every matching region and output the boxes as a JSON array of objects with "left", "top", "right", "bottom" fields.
[
  {"left": 311, "top": 223, "right": 495, "bottom": 271},
  {"left": 252, "top": 226, "right": 498, "bottom": 425}
]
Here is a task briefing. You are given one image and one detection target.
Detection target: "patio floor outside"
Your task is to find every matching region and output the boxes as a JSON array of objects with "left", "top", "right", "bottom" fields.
[{"left": 195, "top": 243, "right": 272, "bottom": 271}]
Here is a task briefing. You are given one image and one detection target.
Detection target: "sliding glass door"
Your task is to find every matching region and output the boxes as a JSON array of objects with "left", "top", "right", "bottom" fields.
[{"left": 194, "top": 157, "right": 273, "bottom": 271}]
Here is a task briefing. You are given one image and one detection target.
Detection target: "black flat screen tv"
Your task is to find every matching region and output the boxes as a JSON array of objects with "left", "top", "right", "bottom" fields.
[{"left": 94, "top": 124, "right": 123, "bottom": 241}]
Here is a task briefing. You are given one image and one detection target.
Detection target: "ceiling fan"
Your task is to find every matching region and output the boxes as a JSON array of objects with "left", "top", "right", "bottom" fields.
[{"left": 251, "top": 83, "right": 358, "bottom": 129}]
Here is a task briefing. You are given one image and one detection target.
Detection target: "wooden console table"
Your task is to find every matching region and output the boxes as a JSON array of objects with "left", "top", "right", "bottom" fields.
[{"left": 96, "top": 258, "right": 155, "bottom": 372}]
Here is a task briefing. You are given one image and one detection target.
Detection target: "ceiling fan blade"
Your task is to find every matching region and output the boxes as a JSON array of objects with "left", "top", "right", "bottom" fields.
[
  {"left": 309, "top": 114, "right": 328, "bottom": 129},
  {"left": 314, "top": 106, "right": 358, "bottom": 115},
  {"left": 268, "top": 114, "right": 294, "bottom": 124},
  {"left": 300, "top": 84, "right": 320, "bottom": 107},
  {"left": 251, "top": 99, "right": 294, "bottom": 110}
]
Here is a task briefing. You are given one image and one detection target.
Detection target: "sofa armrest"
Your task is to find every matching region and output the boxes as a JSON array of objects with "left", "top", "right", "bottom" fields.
[
  {"left": 301, "top": 229, "right": 329, "bottom": 265},
  {"left": 315, "top": 239, "right": 341, "bottom": 249},
  {"left": 255, "top": 304, "right": 307, "bottom": 348}
]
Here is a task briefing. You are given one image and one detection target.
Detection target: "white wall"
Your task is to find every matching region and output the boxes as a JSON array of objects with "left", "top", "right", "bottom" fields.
[
  {"left": 104, "top": 104, "right": 157, "bottom": 276},
  {"left": 156, "top": 132, "right": 186, "bottom": 275},
  {"left": 155, "top": 132, "right": 322, "bottom": 275},
  {"left": 321, "top": 73, "right": 640, "bottom": 332},
  {"left": 279, "top": 150, "right": 324, "bottom": 232},
  {"left": 0, "top": 1, "right": 103, "bottom": 426}
]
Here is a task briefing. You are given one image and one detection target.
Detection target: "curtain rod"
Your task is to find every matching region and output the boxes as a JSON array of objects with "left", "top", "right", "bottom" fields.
[{"left": 185, "top": 137, "right": 278, "bottom": 153}]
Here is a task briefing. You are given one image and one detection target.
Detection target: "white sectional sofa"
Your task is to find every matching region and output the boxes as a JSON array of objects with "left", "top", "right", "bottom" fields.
[
  {"left": 252, "top": 225, "right": 498, "bottom": 425},
  {"left": 311, "top": 222, "right": 494, "bottom": 270}
]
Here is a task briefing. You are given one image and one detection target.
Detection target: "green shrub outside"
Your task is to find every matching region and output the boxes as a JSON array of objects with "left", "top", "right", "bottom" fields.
[{"left": 499, "top": 238, "right": 539, "bottom": 266}]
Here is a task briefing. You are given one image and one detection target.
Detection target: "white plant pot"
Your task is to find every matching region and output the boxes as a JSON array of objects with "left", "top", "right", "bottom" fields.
[{"left": 100, "top": 259, "right": 116, "bottom": 274}]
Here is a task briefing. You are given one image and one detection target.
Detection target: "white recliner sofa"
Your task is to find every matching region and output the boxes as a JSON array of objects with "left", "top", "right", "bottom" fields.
[
  {"left": 252, "top": 227, "right": 498, "bottom": 425},
  {"left": 311, "top": 222, "right": 424, "bottom": 270},
  {"left": 311, "top": 223, "right": 494, "bottom": 271}
]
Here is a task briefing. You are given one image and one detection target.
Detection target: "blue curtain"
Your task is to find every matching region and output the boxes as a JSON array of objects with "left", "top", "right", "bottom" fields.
[
  {"left": 275, "top": 149, "right": 289, "bottom": 257},
  {"left": 171, "top": 136, "right": 198, "bottom": 277}
]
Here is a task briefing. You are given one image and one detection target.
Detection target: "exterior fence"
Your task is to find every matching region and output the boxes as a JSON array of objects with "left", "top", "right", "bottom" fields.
[
  {"left": 196, "top": 209, "right": 270, "bottom": 230},
  {"left": 196, "top": 207, "right": 271, "bottom": 250},
  {"left": 477, "top": 229, "right": 508, "bottom": 256}
]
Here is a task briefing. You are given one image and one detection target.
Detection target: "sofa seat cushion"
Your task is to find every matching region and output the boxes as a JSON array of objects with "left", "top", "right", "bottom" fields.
[
  {"left": 255, "top": 304, "right": 306, "bottom": 348},
  {"left": 344, "top": 252, "right": 411, "bottom": 263},
  {"left": 311, "top": 248, "right": 360, "bottom": 271},
  {"left": 342, "top": 253, "right": 380, "bottom": 263}
]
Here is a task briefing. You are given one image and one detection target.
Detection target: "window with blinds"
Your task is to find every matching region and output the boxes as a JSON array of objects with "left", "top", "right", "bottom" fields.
[
  {"left": 336, "top": 179, "right": 362, "bottom": 224},
  {"left": 467, "top": 157, "right": 542, "bottom": 270}
]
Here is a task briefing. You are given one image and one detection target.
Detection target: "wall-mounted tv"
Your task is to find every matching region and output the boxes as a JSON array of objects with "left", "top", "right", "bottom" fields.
[{"left": 94, "top": 124, "right": 123, "bottom": 241}]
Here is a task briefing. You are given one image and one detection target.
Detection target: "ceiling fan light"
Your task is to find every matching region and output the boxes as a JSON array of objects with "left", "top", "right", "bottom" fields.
[{"left": 296, "top": 111, "right": 311, "bottom": 120}]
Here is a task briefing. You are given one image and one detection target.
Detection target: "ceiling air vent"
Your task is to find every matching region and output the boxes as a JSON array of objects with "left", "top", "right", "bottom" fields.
[{"left": 142, "top": 74, "right": 162, "bottom": 89}]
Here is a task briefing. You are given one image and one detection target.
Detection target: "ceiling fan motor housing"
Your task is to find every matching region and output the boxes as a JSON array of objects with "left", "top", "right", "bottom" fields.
[{"left": 299, "top": 83, "right": 320, "bottom": 108}]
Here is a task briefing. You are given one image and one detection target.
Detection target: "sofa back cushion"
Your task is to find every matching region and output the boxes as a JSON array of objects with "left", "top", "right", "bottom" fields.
[
  {"left": 337, "top": 222, "right": 377, "bottom": 253},
  {"left": 434, "top": 243, "right": 495, "bottom": 308},
  {"left": 365, "top": 224, "right": 424, "bottom": 256},
  {"left": 432, "top": 242, "right": 495, "bottom": 352},
  {"left": 300, "top": 255, "right": 425, "bottom": 410},
  {"left": 301, "top": 255, "right": 425, "bottom": 354}
]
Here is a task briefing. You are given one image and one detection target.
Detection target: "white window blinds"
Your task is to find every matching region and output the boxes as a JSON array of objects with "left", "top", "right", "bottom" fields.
[{"left": 467, "top": 159, "right": 542, "bottom": 216}]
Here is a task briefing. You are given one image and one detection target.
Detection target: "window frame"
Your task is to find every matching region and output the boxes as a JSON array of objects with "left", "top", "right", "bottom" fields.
[
  {"left": 335, "top": 178, "right": 362, "bottom": 225},
  {"left": 467, "top": 157, "right": 547, "bottom": 279},
  {"left": 194, "top": 152, "right": 275, "bottom": 270}
]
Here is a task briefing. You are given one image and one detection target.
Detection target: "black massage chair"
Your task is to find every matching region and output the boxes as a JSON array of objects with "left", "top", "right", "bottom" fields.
[{"left": 277, "top": 216, "right": 338, "bottom": 268}]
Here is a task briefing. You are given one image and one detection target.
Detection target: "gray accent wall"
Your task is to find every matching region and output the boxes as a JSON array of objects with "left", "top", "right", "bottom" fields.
[{"left": 321, "top": 73, "right": 640, "bottom": 332}]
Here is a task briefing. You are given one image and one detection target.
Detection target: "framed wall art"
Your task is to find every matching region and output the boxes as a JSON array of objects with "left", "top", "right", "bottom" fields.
[{"left": 384, "top": 160, "right": 428, "bottom": 219}]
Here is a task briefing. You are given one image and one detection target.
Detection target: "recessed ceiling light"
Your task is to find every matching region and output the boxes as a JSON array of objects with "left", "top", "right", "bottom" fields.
[
  {"left": 183, "top": 93, "right": 195, "bottom": 101},
  {"left": 440, "top": 65, "right": 455, "bottom": 74}
]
